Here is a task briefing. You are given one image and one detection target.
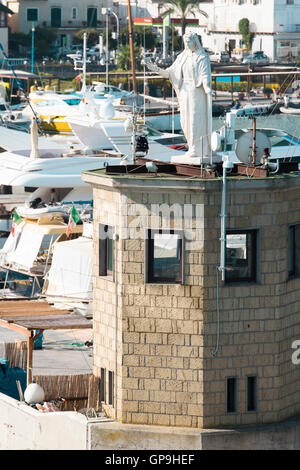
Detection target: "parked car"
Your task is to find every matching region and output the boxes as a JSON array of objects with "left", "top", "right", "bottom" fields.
[
  {"left": 242, "top": 53, "right": 269, "bottom": 65},
  {"left": 210, "top": 51, "right": 230, "bottom": 63}
]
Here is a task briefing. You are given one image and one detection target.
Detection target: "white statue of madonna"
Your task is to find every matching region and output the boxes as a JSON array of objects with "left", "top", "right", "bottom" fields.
[{"left": 146, "top": 32, "right": 212, "bottom": 163}]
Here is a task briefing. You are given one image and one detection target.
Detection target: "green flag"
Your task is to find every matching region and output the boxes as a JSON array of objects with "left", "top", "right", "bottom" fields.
[
  {"left": 11, "top": 209, "right": 22, "bottom": 236},
  {"left": 66, "top": 205, "right": 81, "bottom": 237}
]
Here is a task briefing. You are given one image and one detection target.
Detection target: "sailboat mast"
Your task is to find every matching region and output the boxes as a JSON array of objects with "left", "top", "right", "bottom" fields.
[
  {"left": 127, "top": 0, "right": 137, "bottom": 94},
  {"left": 82, "top": 32, "right": 87, "bottom": 95},
  {"left": 252, "top": 117, "right": 256, "bottom": 166}
]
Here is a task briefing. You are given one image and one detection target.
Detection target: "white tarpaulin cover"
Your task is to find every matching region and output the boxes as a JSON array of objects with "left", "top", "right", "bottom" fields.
[
  {"left": 7, "top": 225, "right": 44, "bottom": 270},
  {"left": 45, "top": 237, "right": 93, "bottom": 300}
]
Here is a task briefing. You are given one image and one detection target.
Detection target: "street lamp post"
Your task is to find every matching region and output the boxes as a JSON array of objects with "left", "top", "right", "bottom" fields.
[
  {"left": 31, "top": 23, "right": 35, "bottom": 74},
  {"left": 110, "top": 10, "right": 120, "bottom": 51},
  {"left": 101, "top": 8, "right": 120, "bottom": 83},
  {"left": 101, "top": 8, "right": 110, "bottom": 85}
]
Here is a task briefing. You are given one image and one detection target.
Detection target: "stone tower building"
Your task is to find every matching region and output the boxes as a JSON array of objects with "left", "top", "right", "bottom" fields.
[{"left": 83, "top": 164, "right": 300, "bottom": 429}]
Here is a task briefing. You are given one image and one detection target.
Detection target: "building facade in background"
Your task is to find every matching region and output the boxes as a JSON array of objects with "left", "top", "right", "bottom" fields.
[
  {"left": 0, "top": 1, "right": 13, "bottom": 55},
  {"left": 7, "top": 1, "right": 300, "bottom": 60}
]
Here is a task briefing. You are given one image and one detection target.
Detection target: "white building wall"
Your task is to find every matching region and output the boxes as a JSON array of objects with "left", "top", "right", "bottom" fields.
[
  {"left": 0, "top": 27, "right": 8, "bottom": 54},
  {"left": 0, "top": 393, "right": 87, "bottom": 450},
  {"left": 211, "top": 0, "right": 275, "bottom": 33},
  {"left": 274, "top": 0, "right": 300, "bottom": 32}
]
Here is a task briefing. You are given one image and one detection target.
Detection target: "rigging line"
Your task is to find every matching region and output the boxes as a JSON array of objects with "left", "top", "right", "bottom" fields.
[
  {"left": 263, "top": 73, "right": 295, "bottom": 125},
  {"left": 0, "top": 43, "right": 46, "bottom": 136},
  {"left": 35, "top": 63, "right": 44, "bottom": 89}
]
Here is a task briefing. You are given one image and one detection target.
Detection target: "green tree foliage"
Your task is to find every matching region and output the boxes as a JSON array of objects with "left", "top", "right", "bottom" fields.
[
  {"left": 161, "top": 0, "right": 208, "bottom": 37},
  {"left": 238, "top": 18, "right": 254, "bottom": 50},
  {"left": 9, "top": 27, "right": 57, "bottom": 59},
  {"left": 34, "top": 27, "right": 57, "bottom": 59},
  {"left": 8, "top": 32, "right": 31, "bottom": 57},
  {"left": 116, "top": 43, "right": 142, "bottom": 71},
  {"left": 73, "top": 28, "right": 100, "bottom": 47},
  {"left": 131, "top": 26, "right": 156, "bottom": 50}
]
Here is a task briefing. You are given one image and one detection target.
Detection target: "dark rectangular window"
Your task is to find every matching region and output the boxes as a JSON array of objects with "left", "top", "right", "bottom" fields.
[
  {"left": 247, "top": 376, "right": 257, "bottom": 412},
  {"left": 99, "top": 224, "right": 114, "bottom": 277},
  {"left": 146, "top": 229, "right": 183, "bottom": 284},
  {"left": 87, "top": 7, "right": 97, "bottom": 27},
  {"left": 100, "top": 368, "right": 106, "bottom": 402},
  {"left": 51, "top": 7, "right": 62, "bottom": 28},
  {"left": 27, "top": 8, "right": 38, "bottom": 22},
  {"left": 288, "top": 224, "right": 300, "bottom": 277},
  {"left": 226, "top": 377, "right": 237, "bottom": 413},
  {"left": 108, "top": 370, "right": 114, "bottom": 406},
  {"left": 225, "top": 230, "right": 257, "bottom": 283}
]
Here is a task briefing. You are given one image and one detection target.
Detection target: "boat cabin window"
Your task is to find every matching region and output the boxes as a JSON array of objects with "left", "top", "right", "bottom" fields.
[
  {"left": 63, "top": 98, "right": 82, "bottom": 106},
  {"left": 146, "top": 229, "right": 183, "bottom": 284},
  {"left": 155, "top": 136, "right": 186, "bottom": 145},
  {"left": 225, "top": 230, "right": 257, "bottom": 283}
]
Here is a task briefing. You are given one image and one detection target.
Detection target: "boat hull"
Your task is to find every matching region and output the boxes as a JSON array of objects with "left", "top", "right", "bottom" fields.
[{"left": 279, "top": 107, "right": 300, "bottom": 115}]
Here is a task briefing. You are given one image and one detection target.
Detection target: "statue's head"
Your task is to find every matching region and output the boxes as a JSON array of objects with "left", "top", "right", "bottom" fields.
[{"left": 183, "top": 33, "right": 203, "bottom": 52}]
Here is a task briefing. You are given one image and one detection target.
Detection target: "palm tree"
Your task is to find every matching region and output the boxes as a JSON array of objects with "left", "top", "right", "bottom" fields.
[
  {"left": 161, "top": 0, "right": 208, "bottom": 37},
  {"left": 116, "top": 44, "right": 141, "bottom": 72}
]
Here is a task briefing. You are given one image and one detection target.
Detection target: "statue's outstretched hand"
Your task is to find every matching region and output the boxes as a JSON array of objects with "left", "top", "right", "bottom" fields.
[{"left": 144, "top": 58, "right": 159, "bottom": 73}]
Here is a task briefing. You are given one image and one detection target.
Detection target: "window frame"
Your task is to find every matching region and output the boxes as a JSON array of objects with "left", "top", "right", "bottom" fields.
[
  {"left": 99, "top": 224, "right": 114, "bottom": 278},
  {"left": 226, "top": 376, "right": 238, "bottom": 414},
  {"left": 71, "top": 7, "right": 78, "bottom": 19},
  {"left": 100, "top": 367, "right": 106, "bottom": 403},
  {"left": 27, "top": 8, "right": 38, "bottom": 22},
  {"left": 225, "top": 229, "right": 257, "bottom": 284},
  {"left": 288, "top": 223, "right": 300, "bottom": 279},
  {"left": 50, "top": 7, "right": 62, "bottom": 28},
  {"left": 87, "top": 6, "right": 98, "bottom": 28},
  {"left": 108, "top": 370, "right": 114, "bottom": 406},
  {"left": 246, "top": 375, "right": 258, "bottom": 412},
  {"left": 145, "top": 228, "right": 184, "bottom": 284}
]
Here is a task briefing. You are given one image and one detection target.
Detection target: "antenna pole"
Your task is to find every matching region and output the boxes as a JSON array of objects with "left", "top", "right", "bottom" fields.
[{"left": 127, "top": 0, "right": 137, "bottom": 94}]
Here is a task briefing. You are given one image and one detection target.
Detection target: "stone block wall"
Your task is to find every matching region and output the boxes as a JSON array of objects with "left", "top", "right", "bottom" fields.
[
  {"left": 202, "top": 180, "right": 300, "bottom": 427},
  {"left": 85, "top": 172, "right": 300, "bottom": 428}
]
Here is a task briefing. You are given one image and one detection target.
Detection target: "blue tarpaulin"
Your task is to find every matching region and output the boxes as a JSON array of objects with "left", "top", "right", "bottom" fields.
[
  {"left": 216, "top": 76, "right": 240, "bottom": 82},
  {"left": 0, "top": 358, "right": 26, "bottom": 400}
]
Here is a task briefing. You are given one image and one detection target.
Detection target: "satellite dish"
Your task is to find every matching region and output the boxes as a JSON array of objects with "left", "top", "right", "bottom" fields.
[{"left": 236, "top": 130, "right": 271, "bottom": 165}]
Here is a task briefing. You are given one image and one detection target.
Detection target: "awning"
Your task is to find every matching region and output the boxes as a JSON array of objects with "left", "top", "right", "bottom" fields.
[{"left": 0, "top": 300, "right": 92, "bottom": 385}]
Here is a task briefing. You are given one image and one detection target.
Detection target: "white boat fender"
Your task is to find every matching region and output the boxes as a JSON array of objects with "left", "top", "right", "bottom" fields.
[{"left": 24, "top": 382, "right": 45, "bottom": 404}]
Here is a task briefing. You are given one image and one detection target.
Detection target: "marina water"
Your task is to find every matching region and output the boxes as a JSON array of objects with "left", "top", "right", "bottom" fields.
[{"left": 213, "top": 113, "right": 300, "bottom": 138}]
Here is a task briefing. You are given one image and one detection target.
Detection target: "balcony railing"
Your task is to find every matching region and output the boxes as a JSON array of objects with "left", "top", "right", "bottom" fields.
[{"left": 41, "top": 20, "right": 104, "bottom": 29}]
